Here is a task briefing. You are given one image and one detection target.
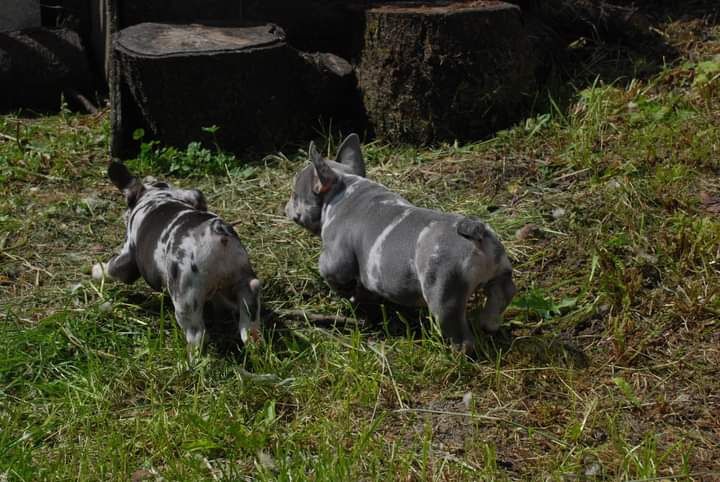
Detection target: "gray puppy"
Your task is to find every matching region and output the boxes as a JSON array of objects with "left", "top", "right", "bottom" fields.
[
  {"left": 286, "top": 134, "right": 515, "bottom": 353},
  {"left": 95, "top": 162, "right": 262, "bottom": 353}
]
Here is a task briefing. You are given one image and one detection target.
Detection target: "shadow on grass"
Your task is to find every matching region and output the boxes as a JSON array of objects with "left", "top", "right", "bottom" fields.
[
  {"left": 117, "top": 285, "right": 590, "bottom": 368},
  {"left": 262, "top": 299, "right": 590, "bottom": 369}
]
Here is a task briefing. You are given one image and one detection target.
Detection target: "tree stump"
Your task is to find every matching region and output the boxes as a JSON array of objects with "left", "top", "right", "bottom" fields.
[
  {"left": 358, "top": 1, "right": 535, "bottom": 144},
  {"left": 112, "top": 22, "right": 360, "bottom": 157},
  {"left": 0, "top": 28, "right": 92, "bottom": 112}
]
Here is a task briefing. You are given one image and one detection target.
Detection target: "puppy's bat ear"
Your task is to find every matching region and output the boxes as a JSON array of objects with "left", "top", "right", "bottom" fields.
[
  {"left": 174, "top": 189, "right": 207, "bottom": 211},
  {"left": 191, "top": 189, "right": 207, "bottom": 211},
  {"left": 108, "top": 160, "right": 135, "bottom": 191},
  {"left": 335, "top": 133, "right": 365, "bottom": 177},
  {"left": 309, "top": 141, "right": 337, "bottom": 194}
]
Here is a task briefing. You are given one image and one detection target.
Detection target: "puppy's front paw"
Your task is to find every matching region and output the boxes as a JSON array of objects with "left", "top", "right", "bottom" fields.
[
  {"left": 92, "top": 262, "right": 109, "bottom": 280},
  {"left": 240, "top": 324, "right": 262, "bottom": 344}
]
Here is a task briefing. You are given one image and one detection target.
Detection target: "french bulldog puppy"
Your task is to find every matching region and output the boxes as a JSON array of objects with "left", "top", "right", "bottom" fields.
[
  {"left": 95, "top": 161, "right": 261, "bottom": 353},
  {"left": 286, "top": 134, "right": 515, "bottom": 353}
]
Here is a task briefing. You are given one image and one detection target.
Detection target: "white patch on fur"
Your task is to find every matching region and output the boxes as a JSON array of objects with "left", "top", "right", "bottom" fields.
[
  {"left": 321, "top": 202, "right": 335, "bottom": 234},
  {"left": 366, "top": 209, "right": 411, "bottom": 292},
  {"left": 341, "top": 175, "right": 366, "bottom": 197},
  {"left": 91, "top": 262, "right": 108, "bottom": 280},
  {"left": 415, "top": 223, "right": 439, "bottom": 300},
  {"left": 380, "top": 198, "right": 411, "bottom": 207}
]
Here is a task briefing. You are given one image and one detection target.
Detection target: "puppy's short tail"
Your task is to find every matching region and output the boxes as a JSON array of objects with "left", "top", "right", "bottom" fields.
[{"left": 457, "top": 217, "right": 486, "bottom": 241}]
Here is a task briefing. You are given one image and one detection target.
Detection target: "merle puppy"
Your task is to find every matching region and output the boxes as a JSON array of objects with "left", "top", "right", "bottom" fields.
[
  {"left": 96, "top": 161, "right": 261, "bottom": 352},
  {"left": 286, "top": 134, "right": 515, "bottom": 353}
]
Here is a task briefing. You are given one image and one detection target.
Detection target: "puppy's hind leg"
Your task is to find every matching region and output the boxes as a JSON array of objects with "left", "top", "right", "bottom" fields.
[
  {"left": 319, "top": 248, "right": 360, "bottom": 299},
  {"left": 426, "top": 290, "right": 475, "bottom": 355}
]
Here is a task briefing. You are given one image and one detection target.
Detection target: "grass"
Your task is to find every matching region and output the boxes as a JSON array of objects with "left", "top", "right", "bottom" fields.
[{"left": 2, "top": 21, "right": 720, "bottom": 482}]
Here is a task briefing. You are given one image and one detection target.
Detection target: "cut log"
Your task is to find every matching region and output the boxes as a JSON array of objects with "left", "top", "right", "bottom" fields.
[
  {"left": 113, "top": 22, "right": 294, "bottom": 156},
  {"left": 111, "top": 22, "right": 362, "bottom": 157},
  {"left": 358, "top": 1, "right": 535, "bottom": 144},
  {"left": 0, "top": 28, "right": 92, "bottom": 112}
]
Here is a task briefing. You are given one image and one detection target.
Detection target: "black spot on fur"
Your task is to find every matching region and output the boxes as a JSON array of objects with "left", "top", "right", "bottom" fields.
[
  {"left": 131, "top": 200, "right": 214, "bottom": 292},
  {"left": 191, "top": 263, "right": 198, "bottom": 273},
  {"left": 161, "top": 228, "right": 172, "bottom": 244},
  {"left": 170, "top": 262, "right": 179, "bottom": 279},
  {"left": 170, "top": 211, "right": 217, "bottom": 254}
]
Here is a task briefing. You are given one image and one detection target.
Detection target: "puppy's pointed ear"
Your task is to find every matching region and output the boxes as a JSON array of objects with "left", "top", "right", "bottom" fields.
[
  {"left": 108, "top": 161, "right": 135, "bottom": 191},
  {"left": 175, "top": 189, "right": 207, "bottom": 211},
  {"left": 335, "top": 133, "right": 365, "bottom": 177},
  {"left": 309, "top": 141, "right": 337, "bottom": 194}
]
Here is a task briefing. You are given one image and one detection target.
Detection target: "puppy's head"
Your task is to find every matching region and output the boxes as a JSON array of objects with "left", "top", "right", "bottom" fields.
[
  {"left": 285, "top": 133, "right": 365, "bottom": 235},
  {"left": 108, "top": 161, "right": 207, "bottom": 212}
]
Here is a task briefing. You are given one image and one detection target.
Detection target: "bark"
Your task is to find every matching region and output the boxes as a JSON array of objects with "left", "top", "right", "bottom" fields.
[{"left": 358, "top": 1, "right": 535, "bottom": 144}]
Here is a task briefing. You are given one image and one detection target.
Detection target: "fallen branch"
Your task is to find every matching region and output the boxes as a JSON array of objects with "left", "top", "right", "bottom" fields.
[
  {"left": 273, "top": 308, "right": 365, "bottom": 326},
  {"left": 0, "top": 132, "right": 18, "bottom": 143},
  {"left": 65, "top": 88, "right": 98, "bottom": 114}
]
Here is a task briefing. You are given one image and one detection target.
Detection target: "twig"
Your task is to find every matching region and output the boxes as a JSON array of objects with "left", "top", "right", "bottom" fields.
[
  {"left": 274, "top": 308, "right": 366, "bottom": 326},
  {"left": 627, "top": 473, "right": 720, "bottom": 482},
  {"left": 0, "top": 132, "right": 19, "bottom": 143},
  {"left": 394, "top": 407, "right": 568, "bottom": 447},
  {"left": 433, "top": 448, "right": 481, "bottom": 473},
  {"left": 59, "top": 324, "right": 118, "bottom": 360},
  {"left": 65, "top": 88, "right": 98, "bottom": 114},
  {"left": 553, "top": 167, "right": 590, "bottom": 182},
  {"left": 15, "top": 120, "right": 22, "bottom": 150},
  {"left": 3, "top": 165, "right": 64, "bottom": 181},
  {"left": 368, "top": 342, "right": 405, "bottom": 409},
  {"left": 1, "top": 251, "right": 54, "bottom": 278},
  {"left": 236, "top": 367, "right": 293, "bottom": 385}
]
